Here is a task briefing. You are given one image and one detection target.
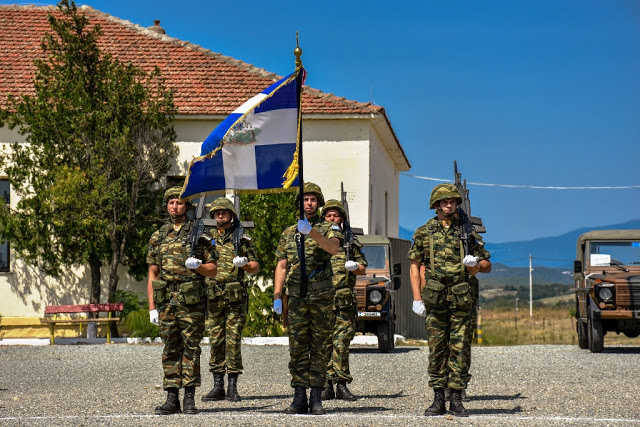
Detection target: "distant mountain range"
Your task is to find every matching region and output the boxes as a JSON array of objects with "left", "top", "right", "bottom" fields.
[{"left": 400, "top": 219, "right": 640, "bottom": 268}]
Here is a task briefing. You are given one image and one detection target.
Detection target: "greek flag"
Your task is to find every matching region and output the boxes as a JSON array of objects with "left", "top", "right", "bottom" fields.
[{"left": 181, "top": 70, "right": 302, "bottom": 199}]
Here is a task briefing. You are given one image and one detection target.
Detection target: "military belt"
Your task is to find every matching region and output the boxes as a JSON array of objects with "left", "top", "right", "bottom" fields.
[{"left": 288, "top": 279, "right": 333, "bottom": 296}]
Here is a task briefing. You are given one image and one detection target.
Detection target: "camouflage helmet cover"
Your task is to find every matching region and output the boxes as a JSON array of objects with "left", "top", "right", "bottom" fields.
[
  {"left": 209, "top": 197, "right": 237, "bottom": 218},
  {"left": 321, "top": 199, "right": 347, "bottom": 220},
  {"left": 295, "top": 182, "right": 325, "bottom": 207},
  {"left": 429, "top": 183, "right": 462, "bottom": 209}
]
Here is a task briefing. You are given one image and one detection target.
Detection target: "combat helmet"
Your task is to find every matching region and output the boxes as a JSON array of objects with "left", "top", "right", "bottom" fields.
[
  {"left": 429, "top": 183, "right": 462, "bottom": 209},
  {"left": 209, "top": 197, "right": 237, "bottom": 218},
  {"left": 321, "top": 199, "right": 347, "bottom": 220},
  {"left": 163, "top": 186, "right": 184, "bottom": 204},
  {"left": 295, "top": 182, "right": 325, "bottom": 207}
]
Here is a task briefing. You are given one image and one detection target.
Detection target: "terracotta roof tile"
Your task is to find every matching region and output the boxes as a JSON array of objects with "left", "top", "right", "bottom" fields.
[{"left": 0, "top": 5, "right": 382, "bottom": 116}]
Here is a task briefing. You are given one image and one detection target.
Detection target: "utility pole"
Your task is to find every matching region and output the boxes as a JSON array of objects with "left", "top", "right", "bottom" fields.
[{"left": 529, "top": 253, "right": 533, "bottom": 318}]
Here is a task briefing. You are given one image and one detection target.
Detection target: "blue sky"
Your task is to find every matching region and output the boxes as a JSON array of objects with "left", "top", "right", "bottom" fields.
[{"left": 12, "top": 0, "right": 640, "bottom": 243}]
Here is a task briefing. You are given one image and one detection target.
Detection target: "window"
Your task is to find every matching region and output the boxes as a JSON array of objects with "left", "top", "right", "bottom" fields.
[{"left": 0, "top": 179, "right": 9, "bottom": 272}]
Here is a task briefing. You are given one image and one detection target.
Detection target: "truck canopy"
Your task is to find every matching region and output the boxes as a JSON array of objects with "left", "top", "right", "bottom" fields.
[
  {"left": 576, "top": 230, "right": 640, "bottom": 260},
  {"left": 357, "top": 235, "right": 391, "bottom": 245}
]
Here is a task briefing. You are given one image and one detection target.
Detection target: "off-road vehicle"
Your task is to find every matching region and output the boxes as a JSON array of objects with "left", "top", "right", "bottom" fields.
[{"left": 574, "top": 230, "right": 640, "bottom": 352}]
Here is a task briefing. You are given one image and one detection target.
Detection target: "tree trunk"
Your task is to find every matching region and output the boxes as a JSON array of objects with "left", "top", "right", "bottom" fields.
[
  {"left": 87, "top": 257, "right": 102, "bottom": 339},
  {"left": 107, "top": 249, "right": 121, "bottom": 339}
]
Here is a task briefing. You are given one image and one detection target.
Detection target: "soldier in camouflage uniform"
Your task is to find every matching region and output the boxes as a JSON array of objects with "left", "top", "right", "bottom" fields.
[
  {"left": 319, "top": 200, "right": 367, "bottom": 402},
  {"left": 273, "top": 183, "right": 343, "bottom": 415},
  {"left": 408, "top": 183, "right": 491, "bottom": 417},
  {"left": 201, "top": 197, "right": 259, "bottom": 403},
  {"left": 147, "top": 187, "right": 219, "bottom": 415}
]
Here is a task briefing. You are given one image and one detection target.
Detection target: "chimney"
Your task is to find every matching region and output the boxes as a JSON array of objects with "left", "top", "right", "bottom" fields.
[{"left": 147, "top": 20, "right": 166, "bottom": 35}]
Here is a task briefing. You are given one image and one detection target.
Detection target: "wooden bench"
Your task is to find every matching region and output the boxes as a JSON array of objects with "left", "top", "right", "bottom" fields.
[{"left": 40, "top": 303, "right": 124, "bottom": 345}]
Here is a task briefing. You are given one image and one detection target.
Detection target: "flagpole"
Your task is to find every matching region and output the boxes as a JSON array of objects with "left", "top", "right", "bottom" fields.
[
  {"left": 295, "top": 34, "right": 304, "bottom": 221},
  {"left": 294, "top": 34, "right": 308, "bottom": 298}
]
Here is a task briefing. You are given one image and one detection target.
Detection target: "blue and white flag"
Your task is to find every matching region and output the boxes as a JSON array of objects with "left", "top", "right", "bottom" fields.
[{"left": 181, "top": 70, "right": 302, "bottom": 199}]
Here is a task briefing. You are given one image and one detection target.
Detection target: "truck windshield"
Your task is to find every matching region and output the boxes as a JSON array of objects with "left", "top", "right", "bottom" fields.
[
  {"left": 589, "top": 241, "right": 640, "bottom": 267},
  {"left": 362, "top": 245, "right": 387, "bottom": 269}
]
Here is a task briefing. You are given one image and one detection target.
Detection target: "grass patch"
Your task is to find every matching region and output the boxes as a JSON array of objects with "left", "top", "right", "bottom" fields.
[{"left": 477, "top": 307, "right": 640, "bottom": 346}]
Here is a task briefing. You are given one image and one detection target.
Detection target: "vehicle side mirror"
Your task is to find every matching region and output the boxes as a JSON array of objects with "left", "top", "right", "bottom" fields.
[
  {"left": 574, "top": 260, "right": 582, "bottom": 273},
  {"left": 393, "top": 262, "right": 401, "bottom": 276}
]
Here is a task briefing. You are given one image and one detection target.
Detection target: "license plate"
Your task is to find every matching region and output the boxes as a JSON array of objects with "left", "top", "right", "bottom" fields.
[{"left": 358, "top": 312, "right": 381, "bottom": 318}]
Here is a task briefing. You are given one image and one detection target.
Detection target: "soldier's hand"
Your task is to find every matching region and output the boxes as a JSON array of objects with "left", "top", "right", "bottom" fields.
[
  {"left": 462, "top": 255, "right": 478, "bottom": 267},
  {"left": 273, "top": 298, "right": 283, "bottom": 314},
  {"left": 233, "top": 256, "right": 249, "bottom": 267},
  {"left": 345, "top": 260, "right": 359, "bottom": 271},
  {"left": 185, "top": 257, "right": 202, "bottom": 269},
  {"left": 149, "top": 309, "right": 159, "bottom": 325},
  {"left": 412, "top": 300, "right": 427, "bottom": 317},
  {"left": 297, "top": 218, "right": 312, "bottom": 234}
]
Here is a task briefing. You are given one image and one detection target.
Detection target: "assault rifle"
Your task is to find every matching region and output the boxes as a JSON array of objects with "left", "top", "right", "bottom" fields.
[
  {"left": 188, "top": 195, "right": 209, "bottom": 257},
  {"left": 340, "top": 182, "right": 355, "bottom": 263},
  {"left": 453, "top": 161, "right": 486, "bottom": 256}
]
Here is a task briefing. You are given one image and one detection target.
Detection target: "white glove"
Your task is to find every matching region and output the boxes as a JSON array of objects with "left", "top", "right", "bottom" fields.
[
  {"left": 185, "top": 257, "right": 202, "bottom": 269},
  {"left": 412, "top": 300, "right": 426, "bottom": 317},
  {"left": 463, "top": 255, "right": 478, "bottom": 267},
  {"left": 273, "top": 298, "right": 283, "bottom": 314},
  {"left": 345, "top": 260, "right": 359, "bottom": 271},
  {"left": 233, "top": 256, "right": 249, "bottom": 267},
  {"left": 297, "top": 218, "right": 312, "bottom": 234},
  {"left": 149, "top": 309, "right": 159, "bottom": 325}
]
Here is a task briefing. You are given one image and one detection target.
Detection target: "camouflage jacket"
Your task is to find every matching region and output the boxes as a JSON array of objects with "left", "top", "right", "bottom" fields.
[
  {"left": 407, "top": 216, "right": 490, "bottom": 284},
  {"left": 205, "top": 225, "right": 258, "bottom": 285},
  {"left": 146, "top": 220, "right": 218, "bottom": 283},
  {"left": 275, "top": 215, "right": 343, "bottom": 288},
  {"left": 331, "top": 235, "right": 368, "bottom": 290}
]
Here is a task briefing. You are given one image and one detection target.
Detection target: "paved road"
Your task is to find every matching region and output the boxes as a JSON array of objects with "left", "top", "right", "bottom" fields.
[{"left": 0, "top": 342, "right": 639, "bottom": 426}]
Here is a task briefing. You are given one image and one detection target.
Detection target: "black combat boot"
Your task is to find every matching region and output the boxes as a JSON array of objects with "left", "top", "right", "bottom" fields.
[
  {"left": 321, "top": 380, "right": 335, "bottom": 400},
  {"left": 284, "top": 386, "right": 308, "bottom": 414},
  {"left": 449, "top": 389, "right": 470, "bottom": 417},
  {"left": 444, "top": 387, "right": 451, "bottom": 402},
  {"left": 424, "top": 388, "right": 446, "bottom": 416},
  {"left": 201, "top": 373, "right": 225, "bottom": 401},
  {"left": 336, "top": 380, "right": 357, "bottom": 401},
  {"left": 183, "top": 386, "right": 198, "bottom": 415},
  {"left": 309, "top": 387, "right": 326, "bottom": 415},
  {"left": 461, "top": 388, "right": 470, "bottom": 402},
  {"left": 226, "top": 373, "right": 242, "bottom": 402},
  {"left": 154, "top": 388, "right": 181, "bottom": 415}
]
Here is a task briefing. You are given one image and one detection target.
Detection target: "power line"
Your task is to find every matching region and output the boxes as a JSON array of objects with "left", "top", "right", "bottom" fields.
[{"left": 400, "top": 172, "right": 640, "bottom": 190}]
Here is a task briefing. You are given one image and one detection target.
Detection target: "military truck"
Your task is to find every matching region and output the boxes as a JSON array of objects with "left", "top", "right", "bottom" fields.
[
  {"left": 354, "top": 235, "right": 410, "bottom": 353},
  {"left": 574, "top": 230, "right": 640, "bottom": 353}
]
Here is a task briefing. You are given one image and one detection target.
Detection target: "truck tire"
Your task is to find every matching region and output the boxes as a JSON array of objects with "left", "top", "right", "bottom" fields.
[
  {"left": 577, "top": 317, "right": 588, "bottom": 349},
  {"left": 588, "top": 314, "right": 604, "bottom": 353},
  {"left": 377, "top": 318, "right": 395, "bottom": 353}
]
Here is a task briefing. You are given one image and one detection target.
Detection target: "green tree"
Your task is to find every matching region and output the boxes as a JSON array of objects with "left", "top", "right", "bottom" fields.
[
  {"left": 0, "top": 1, "right": 176, "bottom": 337},
  {"left": 240, "top": 192, "right": 296, "bottom": 336}
]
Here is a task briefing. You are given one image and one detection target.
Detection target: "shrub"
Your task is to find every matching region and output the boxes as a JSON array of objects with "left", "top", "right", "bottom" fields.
[{"left": 124, "top": 308, "right": 159, "bottom": 339}]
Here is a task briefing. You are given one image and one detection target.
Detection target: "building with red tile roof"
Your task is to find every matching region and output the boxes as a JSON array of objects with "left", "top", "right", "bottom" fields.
[{"left": 0, "top": 4, "right": 410, "bottom": 320}]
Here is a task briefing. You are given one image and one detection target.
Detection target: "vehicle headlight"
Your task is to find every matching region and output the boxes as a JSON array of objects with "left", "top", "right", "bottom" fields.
[
  {"left": 597, "top": 287, "right": 613, "bottom": 302},
  {"left": 369, "top": 289, "right": 383, "bottom": 304}
]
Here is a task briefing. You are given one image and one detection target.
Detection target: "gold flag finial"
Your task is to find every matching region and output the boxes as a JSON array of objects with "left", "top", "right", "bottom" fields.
[{"left": 294, "top": 32, "right": 303, "bottom": 69}]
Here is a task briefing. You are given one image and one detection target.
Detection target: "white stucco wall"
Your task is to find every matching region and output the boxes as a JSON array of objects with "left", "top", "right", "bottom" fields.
[
  {"left": 0, "top": 115, "right": 404, "bottom": 318},
  {"left": 368, "top": 125, "right": 400, "bottom": 238}
]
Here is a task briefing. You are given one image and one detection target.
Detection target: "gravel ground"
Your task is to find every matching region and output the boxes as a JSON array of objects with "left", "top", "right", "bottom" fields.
[{"left": 1, "top": 342, "right": 639, "bottom": 426}]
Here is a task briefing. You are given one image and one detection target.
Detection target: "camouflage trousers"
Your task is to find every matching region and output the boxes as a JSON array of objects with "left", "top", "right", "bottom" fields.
[
  {"left": 425, "top": 303, "right": 472, "bottom": 390},
  {"left": 461, "top": 296, "right": 478, "bottom": 385},
  {"left": 157, "top": 296, "right": 205, "bottom": 390},
  {"left": 287, "top": 287, "right": 336, "bottom": 388},
  {"left": 207, "top": 298, "right": 247, "bottom": 374},
  {"left": 325, "top": 290, "right": 357, "bottom": 383}
]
